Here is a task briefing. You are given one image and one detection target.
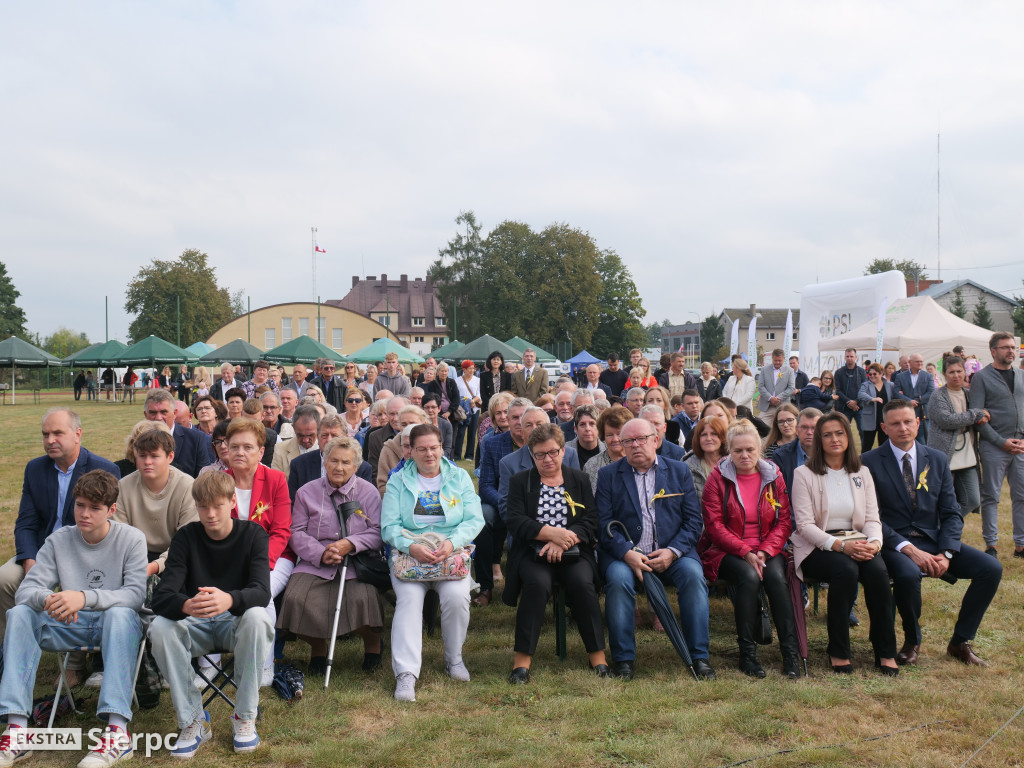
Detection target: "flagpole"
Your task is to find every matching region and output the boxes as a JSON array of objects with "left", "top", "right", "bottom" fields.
[{"left": 311, "top": 227, "right": 317, "bottom": 301}]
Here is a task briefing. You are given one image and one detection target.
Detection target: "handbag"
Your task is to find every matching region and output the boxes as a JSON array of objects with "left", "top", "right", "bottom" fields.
[
  {"left": 451, "top": 405, "right": 468, "bottom": 423},
  {"left": 531, "top": 542, "right": 581, "bottom": 563},
  {"left": 391, "top": 530, "right": 475, "bottom": 582},
  {"left": 350, "top": 549, "right": 392, "bottom": 591},
  {"left": 827, "top": 530, "right": 869, "bottom": 543},
  {"left": 949, "top": 429, "right": 977, "bottom": 472}
]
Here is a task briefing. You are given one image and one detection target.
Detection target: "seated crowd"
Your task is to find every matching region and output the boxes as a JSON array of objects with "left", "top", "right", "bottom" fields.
[{"left": 2, "top": 335, "right": 1021, "bottom": 764}]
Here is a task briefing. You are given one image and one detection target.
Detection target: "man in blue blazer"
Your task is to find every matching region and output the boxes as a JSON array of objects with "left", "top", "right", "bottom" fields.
[
  {"left": 862, "top": 399, "right": 1002, "bottom": 667},
  {"left": 894, "top": 353, "right": 934, "bottom": 442},
  {"left": 497, "top": 407, "right": 579, "bottom": 521},
  {"left": 596, "top": 419, "right": 714, "bottom": 681},
  {"left": 1, "top": 408, "right": 119, "bottom": 643},
  {"left": 144, "top": 389, "right": 214, "bottom": 478}
]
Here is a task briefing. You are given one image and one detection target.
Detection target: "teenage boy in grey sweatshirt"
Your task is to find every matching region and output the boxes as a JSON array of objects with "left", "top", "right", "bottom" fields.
[{"left": 0, "top": 469, "right": 146, "bottom": 768}]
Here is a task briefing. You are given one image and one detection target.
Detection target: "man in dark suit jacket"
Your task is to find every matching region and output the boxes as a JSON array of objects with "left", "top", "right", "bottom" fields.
[
  {"left": 656, "top": 353, "right": 697, "bottom": 397},
  {"left": 596, "top": 419, "right": 714, "bottom": 681},
  {"left": 581, "top": 364, "right": 613, "bottom": 400},
  {"left": 287, "top": 415, "right": 372, "bottom": 501},
  {"left": 1, "top": 408, "right": 119, "bottom": 640},
  {"left": 670, "top": 390, "right": 704, "bottom": 451},
  {"left": 772, "top": 408, "right": 822, "bottom": 495},
  {"left": 313, "top": 359, "right": 346, "bottom": 412},
  {"left": 862, "top": 399, "right": 1002, "bottom": 667},
  {"left": 788, "top": 356, "right": 809, "bottom": 408},
  {"left": 210, "top": 362, "right": 238, "bottom": 401},
  {"left": 143, "top": 389, "right": 214, "bottom": 478},
  {"left": 894, "top": 353, "right": 935, "bottom": 441}
]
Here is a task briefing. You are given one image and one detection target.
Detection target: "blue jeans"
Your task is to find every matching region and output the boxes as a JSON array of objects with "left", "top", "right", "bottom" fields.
[
  {"left": 604, "top": 556, "right": 710, "bottom": 663},
  {"left": 149, "top": 609, "right": 272, "bottom": 727},
  {"left": 0, "top": 605, "right": 141, "bottom": 721}
]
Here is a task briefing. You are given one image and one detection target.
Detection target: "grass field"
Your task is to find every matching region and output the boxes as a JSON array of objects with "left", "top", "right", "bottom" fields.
[{"left": 1, "top": 395, "right": 1023, "bottom": 767}]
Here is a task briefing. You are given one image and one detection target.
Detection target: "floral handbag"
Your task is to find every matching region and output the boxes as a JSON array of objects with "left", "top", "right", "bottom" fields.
[{"left": 391, "top": 530, "right": 475, "bottom": 582}]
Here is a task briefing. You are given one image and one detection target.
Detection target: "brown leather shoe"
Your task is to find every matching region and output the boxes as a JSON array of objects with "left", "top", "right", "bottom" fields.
[
  {"left": 896, "top": 642, "right": 920, "bottom": 666},
  {"left": 471, "top": 589, "right": 492, "bottom": 607},
  {"left": 947, "top": 641, "right": 989, "bottom": 667}
]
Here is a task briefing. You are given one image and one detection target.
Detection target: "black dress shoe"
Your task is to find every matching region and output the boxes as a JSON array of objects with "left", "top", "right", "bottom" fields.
[
  {"left": 591, "top": 664, "right": 611, "bottom": 678},
  {"left": 508, "top": 667, "right": 531, "bottom": 685},
  {"left": 692, "top": 659, "right": 716, "bottom": 680},
  {"left": 739, "top": 657, "right": 766, "bottom": 679},
  {"left": 878, "top": 665, "right": 899, "bottom": 677},
  {"left": 782, "top": 653, "right": 802, "bottom": 679},
  {"left": 613, "top": 661, "right": 634, "bottom": 681},
  {"left": 985, "top": 546, "right": 998, "bottom": 558},
  {"left": 831, "top": 663, "right": 853, "bottom": 674}
]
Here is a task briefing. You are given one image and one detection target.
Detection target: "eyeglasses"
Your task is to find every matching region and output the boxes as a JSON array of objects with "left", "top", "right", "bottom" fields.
[
  {"left": 322, "top": 366, "right": 335, "bottom": 372},
  {"left": 532, "top": 448, "right": 563, "bottom": 461},
  {"left": 346, "top": 398, "right": 363, "bottom": 404},
  {"left": 622, "top": 434, "right": 656, "bottom": 447},
  {"left": 212, "top": 439, "right": 225, "bottom": 448},
  {"left": 777, "top": 418, "right": 797, "bottom": 426}
]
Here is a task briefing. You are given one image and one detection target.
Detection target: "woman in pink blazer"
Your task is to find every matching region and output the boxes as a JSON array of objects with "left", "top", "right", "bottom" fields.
[{"left": 790, "top": 412, "right": 898, "bottom": 676}]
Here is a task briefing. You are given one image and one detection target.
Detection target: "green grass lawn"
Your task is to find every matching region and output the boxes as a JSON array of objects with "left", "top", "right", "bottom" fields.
[{"left": 1, "top": 395, "right": 1022, "bottom": 767}]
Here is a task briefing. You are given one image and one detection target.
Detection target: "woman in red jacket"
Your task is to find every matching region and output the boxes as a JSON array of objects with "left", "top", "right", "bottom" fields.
[
  {"left": 224, "top": 418, "right": 293, "bottom": 685},
  {"left": 699, "top": 420, "right": 800, "bottom": 679}
]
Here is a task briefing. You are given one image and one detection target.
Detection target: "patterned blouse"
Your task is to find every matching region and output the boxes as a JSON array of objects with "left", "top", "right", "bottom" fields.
[{"left": 537, "top": 483, "right": 569, "bottom": 528}]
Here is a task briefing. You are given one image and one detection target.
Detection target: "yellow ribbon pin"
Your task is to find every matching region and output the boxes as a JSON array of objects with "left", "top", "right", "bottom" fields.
[
  {"left": 765, "top": 487, "right": 781, "bottom": 512},
  {"left": 252, "top": 501, "right": 269, "bottom": 523},
  {"left": 652, "top": 488, "right": 685, "bottom": 502},
  {"left": 441, "top": 493, "right": 460, "bottom": 507},
  {"left": 563, "top": 491, "right": 585, "bottom": 518},
  {"left": 916, "top": 466, "right": 929, "bottom": 492}
]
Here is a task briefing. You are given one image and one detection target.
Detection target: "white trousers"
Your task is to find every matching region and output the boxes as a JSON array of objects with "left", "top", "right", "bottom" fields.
[{"left": 389, "top": 572, "right": 471, "bottom": 679}]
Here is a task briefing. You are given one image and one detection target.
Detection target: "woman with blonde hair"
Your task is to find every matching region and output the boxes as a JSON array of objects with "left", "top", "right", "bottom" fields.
[
  {"left": 644, "top": 386, "right": 681, "bottom": 445},
  {"left": 722, "top": 359, "right": 755, "bottom": 410}
]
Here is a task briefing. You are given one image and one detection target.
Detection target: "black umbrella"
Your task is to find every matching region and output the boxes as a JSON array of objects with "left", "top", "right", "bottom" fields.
[
  {"left": 605, "top": 520, "right": 697, "bottom": 679},
  {"left": 784, "top": 550, "right": 809, "bottom": 676}
]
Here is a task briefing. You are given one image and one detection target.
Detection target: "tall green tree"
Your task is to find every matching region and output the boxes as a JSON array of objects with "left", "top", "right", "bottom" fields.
[
  {"left": 1013, "top": 281, "right": 1024, "bottom": 337},
  {"left": 950, "top": 288, "right": 968, "bottom": 319},
  {"left": 864, "top": 259, "right": 928, "bottom": 281},
  {"left": 590, "top": 249, "right": 647, "bottom": 358},
  {"left": 0, "top": 261, "right": 27, "bottom": 338},
  {"left": 124, "top": 249, "right": 235, "bottom": 345},
  {"left": 700, "top": 314, "right": 726, "bottom": 363},
  {"left": 429, "top": 213, "right": 627, "bottom": 352},
  {"left": 43, "top": 327, "right": 91, "bottom": 358},
  {"left": 972, "top": 296, "right": 994, "bottom": 330}
]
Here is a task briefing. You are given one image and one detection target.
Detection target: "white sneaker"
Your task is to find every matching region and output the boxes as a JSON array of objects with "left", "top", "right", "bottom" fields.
[
  {"left": 170, "top": 711, "right": 211, "bottom": 759},
  {"left": 260, "top": 665, "right": 274, "bottom": 688},
  {"left": 231, "top": 714, "right": 260, "bottom": 753},
  {"left": 446, "top": 660, "right": 471, "bottom": 682},
  {"left": 77, "top": 725, "right": 132, "bottom": 767},
  {"left": 84, "top": 671, "right": 104, "bottom": 688},
  {"left": 394, "top": 672, "right": 417, "bottom": 702},
  {"left": 0, "top": 725, "right": 30, "bottom": 767}
]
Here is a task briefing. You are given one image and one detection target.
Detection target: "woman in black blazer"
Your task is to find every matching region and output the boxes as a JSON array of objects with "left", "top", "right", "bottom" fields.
[
  {"left": 480, "top": 351, "right": 513, "bottom": 411},
  {"left": 503, "top": 423, "right": 608, "bottom": 683},
  {"left": 424, "top": 363, "right": 462, "bottom": 421},
  {"left": 695, "top": 362, "right": 723, "bottom": 402}
]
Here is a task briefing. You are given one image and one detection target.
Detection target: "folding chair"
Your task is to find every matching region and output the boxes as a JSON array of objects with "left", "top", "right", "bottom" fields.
[
  {"left": 50, "top": 643, "right": 147, "bottom": 729},
  {"left": 194, "top": 652, "right": 236, "bottom": 710}
]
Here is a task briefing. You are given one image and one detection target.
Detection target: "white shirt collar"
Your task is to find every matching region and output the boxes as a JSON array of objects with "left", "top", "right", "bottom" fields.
[{"left": 889, "top": 440, "right": 917, "bottom": 476}]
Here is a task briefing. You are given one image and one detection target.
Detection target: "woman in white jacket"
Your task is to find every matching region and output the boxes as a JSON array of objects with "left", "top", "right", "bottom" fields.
[{"left": 723, "top": 359, "right": 756, "bottom": 410}]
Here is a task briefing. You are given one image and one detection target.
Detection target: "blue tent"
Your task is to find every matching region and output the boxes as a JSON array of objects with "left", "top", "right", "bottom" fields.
[{"left": 564, "top": 349, "right": 602, "bottom": 375}]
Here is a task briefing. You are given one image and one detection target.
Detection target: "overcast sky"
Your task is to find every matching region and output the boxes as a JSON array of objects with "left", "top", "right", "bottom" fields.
[{"left": 2, "top": 1, "right": 1022, "bottom": 346}]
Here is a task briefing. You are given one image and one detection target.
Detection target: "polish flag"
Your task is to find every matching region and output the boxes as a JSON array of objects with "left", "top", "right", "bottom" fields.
[{"left": 314, "top": 242, "right": 326, "bottom": 253}]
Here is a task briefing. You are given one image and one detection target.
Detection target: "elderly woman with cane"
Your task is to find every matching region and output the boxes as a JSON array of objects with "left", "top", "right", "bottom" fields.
[{"left": 277, "top": 436, "right": 384, "bottom": 678}]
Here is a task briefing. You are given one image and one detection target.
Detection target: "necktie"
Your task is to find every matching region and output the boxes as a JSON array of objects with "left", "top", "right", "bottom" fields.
[{"left": 902, "top": 454, "right": 917, "bottom": 509}]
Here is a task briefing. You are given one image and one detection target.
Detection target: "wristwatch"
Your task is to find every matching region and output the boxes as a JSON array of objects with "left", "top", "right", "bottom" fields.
[{"left": 943, "top": 550, "right": 954, "bottom": 560}]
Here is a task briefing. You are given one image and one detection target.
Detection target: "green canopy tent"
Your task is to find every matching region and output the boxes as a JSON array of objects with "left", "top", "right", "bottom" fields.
[
  {"left": 428, "top": 339, "right": 466, "bottom": 363},
  {"left": 186, "top": 341, "right": 216, "bottom": 357},
  {"left": 0, "top": 336, "right": 63, "bottom": 404},
  {"left": 504, "top": 336, "right": 556, "bottom": 362},
  {"left": 455, "top": 334, "right": 523, "bottom": 364},
  {"left": 345, "top": 338, "right": 425, "bottom": 365},
  {"left": 199, "top": 338, "right": 266, "bottom": 367},
  {"left": 114, "top": 336, "right": 200, "bottom": 367},
  {"left": 264, "top": 335, "right": 347, "bottom": 366},
  {"left": 62, "top": 339, "right": 129, "bottom": 368}
]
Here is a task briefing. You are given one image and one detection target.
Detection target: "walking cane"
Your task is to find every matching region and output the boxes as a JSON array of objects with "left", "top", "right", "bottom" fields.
[{"left": 324, "top": 500, "right": 360, "bottom": 689}]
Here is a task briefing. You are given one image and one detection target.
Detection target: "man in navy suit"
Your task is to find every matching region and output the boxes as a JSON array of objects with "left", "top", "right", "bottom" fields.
[
  {"left": 862, "top": 399, "right": 1002, "bottom": 667},
  {"left": 581, "top": 364, "right": 613, "bottom": 400},
  {"left": 0, "top": 408, "right": 119, "bottom": 647},
  {"left": 671, "top": 390, "right": 703, "bottom": 451},
  {"left": 773, "top": 408, "right": 823, "bottom": 495},
  {"left": 497, "top": 407, "right": 579, "bottom": 521},
  {"left": 894, "top": 353, "right": 934, "bottom": 442},
  {"left": 287, "top": 414, "right": 372, "bottom": 501},
  {"left": 596, "top": 419, "right": 714, "bottom": 681},
  {"left": 144, "top": 389, "right": 214, "bottom": 478}
]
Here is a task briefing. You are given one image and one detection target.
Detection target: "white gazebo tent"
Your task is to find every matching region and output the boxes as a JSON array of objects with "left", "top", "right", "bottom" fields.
[{"left": 818, "top": 296, "right": 1001, "bottom": 363}]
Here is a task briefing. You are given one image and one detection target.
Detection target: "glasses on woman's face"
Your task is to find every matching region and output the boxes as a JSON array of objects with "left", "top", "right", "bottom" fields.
[
  {"left": 346, "top": 398, "right": 363, "bottom": 404},
  {"left": 212, "top": 439, "right": 225, "bottom": 448},
  {"left": 777, "top": 418, "right": 796, "bottom": 427},
  {"left": 532, "top": 448, "right": 562, "bottom": 461}
]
